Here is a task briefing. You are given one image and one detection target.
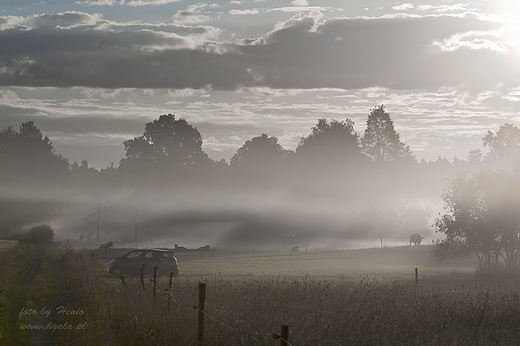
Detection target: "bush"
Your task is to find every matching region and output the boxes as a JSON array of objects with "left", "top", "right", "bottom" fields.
[{"left": 19, "top": 224, "right": 54, "bottom": 246}]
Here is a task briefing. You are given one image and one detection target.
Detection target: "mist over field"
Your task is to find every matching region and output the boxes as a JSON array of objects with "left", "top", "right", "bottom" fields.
[{"left": 2, "top": 110, "right": 505, "bottom": 251}]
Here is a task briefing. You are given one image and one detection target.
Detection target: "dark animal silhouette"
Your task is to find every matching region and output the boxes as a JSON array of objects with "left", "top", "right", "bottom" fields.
[
  {"left": 409, "top": 233, "right": 424, "bottom": 246},
  {"left": 99, "top": 241, "right": 113, "bottom": 249},
  {"left": 174, "top": 244, "right": 187, "bottom": 250},
  {"left": 291, "top": 246, "right": 299, "bottom": 252},
  {"left": 198, "top": 245, "right": 210, "bottom": 250}
]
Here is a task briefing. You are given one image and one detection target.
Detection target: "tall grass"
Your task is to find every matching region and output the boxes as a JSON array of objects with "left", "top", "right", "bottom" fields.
[{"left": 55, "top": 250, "right": 520, "bottom": 346}]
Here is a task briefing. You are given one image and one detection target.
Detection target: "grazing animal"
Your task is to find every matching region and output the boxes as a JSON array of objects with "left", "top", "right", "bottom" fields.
[
  {"left": 99, "top": 241, "right": 113, "bottom": 249},
  {"left": 409, "top": 233, "right": 424, "bottom": 246},
  {"left": 174, "top": 244, "right": 187, "bottom": 251},
  {"left": 291, "top": 246, "right": 299, "bottom": 252},
  {"left": 198, "top": 245, "right": 210, "bottom": 251},
  {"left": 61, "top": 240, "right": 73, "bottom": 254}
]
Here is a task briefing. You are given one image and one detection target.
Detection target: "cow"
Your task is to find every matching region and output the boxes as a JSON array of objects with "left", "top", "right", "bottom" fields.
[
  {"left": 99, "top": 241, "right": 113, "bottom": 249},
  {"left": 198, "top": 245, "right": 210, "bottom": 251},
  {"left": 291, "top": 246, "right": 299, "bottom": 252},
  {"left": 174, "top": 244, "right": 187, "bottom": 251},
  {"left": 409, "top": 233, "right": 424, "bottom": 246}
]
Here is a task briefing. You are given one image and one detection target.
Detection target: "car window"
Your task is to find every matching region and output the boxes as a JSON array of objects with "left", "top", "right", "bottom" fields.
[{"left": 126, "top": 251, "right": 142, "bottom": 259}]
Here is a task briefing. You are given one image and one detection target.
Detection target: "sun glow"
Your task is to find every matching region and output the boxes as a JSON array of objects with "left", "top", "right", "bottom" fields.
[{"left": 499, "top": 0, "right": 520, "bottom": 47}]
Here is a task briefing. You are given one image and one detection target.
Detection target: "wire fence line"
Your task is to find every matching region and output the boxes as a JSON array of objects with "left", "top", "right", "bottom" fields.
[{"left": 119, "top": 268, "right": 294, "bottom": 345}]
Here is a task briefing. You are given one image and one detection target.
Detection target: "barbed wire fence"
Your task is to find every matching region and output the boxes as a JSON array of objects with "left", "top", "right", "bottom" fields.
[{"left": 118, "top": 266, "right": 293, "bottom": 346}]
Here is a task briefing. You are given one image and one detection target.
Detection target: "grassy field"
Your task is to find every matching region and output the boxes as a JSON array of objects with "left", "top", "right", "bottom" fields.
[
  {"left": 91, "top": 244, "right": 478, "bottom": 280},
  {"left": 5, "top": 243, "right": 520, "bottom": 345}
]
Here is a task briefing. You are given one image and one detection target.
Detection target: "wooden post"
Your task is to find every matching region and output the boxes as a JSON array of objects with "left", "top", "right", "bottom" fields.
[
  {"left": 91, "top": 252, "right": 95, "bottom": 264},
  {"left": 105, "top": 249, "right": 107, "bottom": 259},
  {"left": 140, "top": 265, "right": 145, "bottom": 292},
  {"left": 305, "top": 245, "right": 307, "bottom": 254},
  {"left": 415, "top": 267, "right": 418, "bottom": 287},
  {"left": 280, "top": 324, "right": 289, "bottom": 346},
  {"left": 198, "top": 283, "right": 206, "bottom": 346},
  {"left": 168, "top": 272, "right": 173, "bottom": 312},
  {"left": 153, "top": 266, "right": 158, "bottom": 302},
  {"left": 381, "top": 237, "right": 383, "bottom": 248}
]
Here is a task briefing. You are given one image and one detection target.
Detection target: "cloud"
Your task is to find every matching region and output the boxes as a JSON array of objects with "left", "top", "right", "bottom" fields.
[
  {"left": 229, "top": 9, "right": 260, "bottom": 15},
  {"left": 0, "top": 12, "right": 517, "bottom": 91},
  {"left": 172, "top": 4, "right": 212, "bottom": 24},
  {"left": 291, "top": 0, "right": 309, "bottom": 6},
  {"left": 75, "top": 0, "right": 181, "bottom": 6},
  {"left": 392, "top": 3, "right": 414, "bottom": 11}
]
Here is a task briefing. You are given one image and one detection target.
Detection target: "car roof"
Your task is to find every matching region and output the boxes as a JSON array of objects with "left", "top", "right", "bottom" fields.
[{"left": 133, "top": 248, "right": 171, "bottom": 252}]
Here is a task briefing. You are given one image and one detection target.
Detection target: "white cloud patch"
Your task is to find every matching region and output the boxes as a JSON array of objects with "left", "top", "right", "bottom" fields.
[
  {"left": 75, "top": 0, "right": 181, "bottom": 5},
  {"left": 228, "top": 9, "right": 259, "bottom": 15},
  {"left": 291, "top": 0, "right": 309, "bottom": 6},
  {"left": 173, "top": 4, "right": 212, "bottom": 24},
  {"left": 392, "top": 3, "right": 414, "bottom": 11}
]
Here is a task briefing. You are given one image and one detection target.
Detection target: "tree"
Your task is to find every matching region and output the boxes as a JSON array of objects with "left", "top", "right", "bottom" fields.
[
  {"left": 361, "top": 105, "right": 415, "bottom": 164},
  {"left": 19, "top": 224, "right": 55, "bottom": 246},
  {"left": 0, "top": 121, "right": 69, "bottom": 186},
  {"left": 119, "top": 114, "right": 211, "bottom": 178},
  {"left": 296, "top": 118, "right": 362, "bottom": 163},
  {"left": 230, "top": 133, "right": 289, "bottom": 167},
  {"left": 482, "top": 123, "right": 520, "bottom": 169},
  {"left": 434, "top": 171, "right": 520, "bottom": 274},
  {"left": 229, "top": 133, "right": 290, "bottom": 184}
]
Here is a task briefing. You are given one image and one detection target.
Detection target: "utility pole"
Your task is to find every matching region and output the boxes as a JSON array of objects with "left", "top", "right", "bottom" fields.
[
  {"left": 134, "top": 190, "right": 138, "bottom": 249},
  {"left": 96, "top": 192, "right": 101, "bottom": 241}
]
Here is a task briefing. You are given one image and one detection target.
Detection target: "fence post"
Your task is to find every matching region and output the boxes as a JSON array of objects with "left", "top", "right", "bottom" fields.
[
  {"left": 91, "top": 252, "right": 95, "bottom": 264},
  {"left": 198, "top": 283, "right": 206, "bottom": 346},
  {"left": 305, "top": 245, "right": 307, "bottom": 254},
  {"left": 140, "top": 265, "right": 145, "bottom": 292},
  {"left": 168, "top": 273, "right": 173, "bottom": 312},
  {"left": 415, "top": 267, "right": 418, "bottom": 287},
  {"left": 105, "top": 249, "right": 107, "bottom": 259},
  {"left": 280, "top": 324, "right": 289, "bottom": 346},
  {"left": 153, "top": 266, "right": 158, "bottom": 302}
]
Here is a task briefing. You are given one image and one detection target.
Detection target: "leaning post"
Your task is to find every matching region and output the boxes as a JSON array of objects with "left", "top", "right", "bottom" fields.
[
  {"left": 153, "top": 266, "right": 158, "bottom": 302},
  {"left": 198, "top": 283, "right": 206, "bottom": 346},
  {"left": 280, "top": 324, "right": 289, "bottom": 346},
  {"left": 415, "top": 267, "right": 418, "bottom": 287}
]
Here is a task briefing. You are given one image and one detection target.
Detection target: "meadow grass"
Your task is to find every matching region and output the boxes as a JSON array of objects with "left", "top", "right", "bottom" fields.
[
  {"left": 4, "top": 245, "right": 520, "bottom": 345},
  {"left": 56, "top": 248, "right": 520, "bottom": 345}
]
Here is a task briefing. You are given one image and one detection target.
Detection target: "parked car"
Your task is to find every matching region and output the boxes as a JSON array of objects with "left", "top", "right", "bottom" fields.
[{"left": 109, "top": 249, "right": 179, "bottom": 277}]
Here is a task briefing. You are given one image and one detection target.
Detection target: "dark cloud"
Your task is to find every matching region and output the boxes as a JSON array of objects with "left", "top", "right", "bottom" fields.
[{"left": 0, "top": 12, "right": 515, "bottom": 90}]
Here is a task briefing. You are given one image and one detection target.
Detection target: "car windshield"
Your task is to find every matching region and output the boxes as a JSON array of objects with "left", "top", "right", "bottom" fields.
[{"left": 126, "top": 251, "right": 142, "bottom": 259}]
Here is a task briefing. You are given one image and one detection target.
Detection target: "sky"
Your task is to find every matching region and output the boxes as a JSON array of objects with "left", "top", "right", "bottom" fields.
[{"left": 1, "top": 0, "right": 520, "bottom": 168}]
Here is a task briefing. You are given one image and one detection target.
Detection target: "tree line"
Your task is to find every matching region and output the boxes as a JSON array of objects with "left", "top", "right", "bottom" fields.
[{"left": 2, "top": 105, "right": 520, "bottom": 273}]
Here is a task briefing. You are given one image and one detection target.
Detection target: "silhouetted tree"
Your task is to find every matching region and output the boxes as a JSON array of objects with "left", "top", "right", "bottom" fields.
[
  {"left": 434, "top": 171, "right": 520, "bottom": 274},
  {"left": 19, "top": 224, "right": 55, "bottom": 246},
  {"left": 119, "top": 114, "right": 211, "bottom": 181},
  {"left": 482, "top": 123, "right": 520, "bottom": 170},
  {"left": 0, "top": 121, "right": 69, "bottom": 186},
  {"left": 361, "top": 105, "right": 415, "bottom": 164},
  {"left": 231, "top": 134, "right": 289, "bottom": 167},
  {"left": 296, "top": 118, "right": 362, "bottom": 163},
  {"left": 229, "top": 133, "right": 290, "bottom": 184}
]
